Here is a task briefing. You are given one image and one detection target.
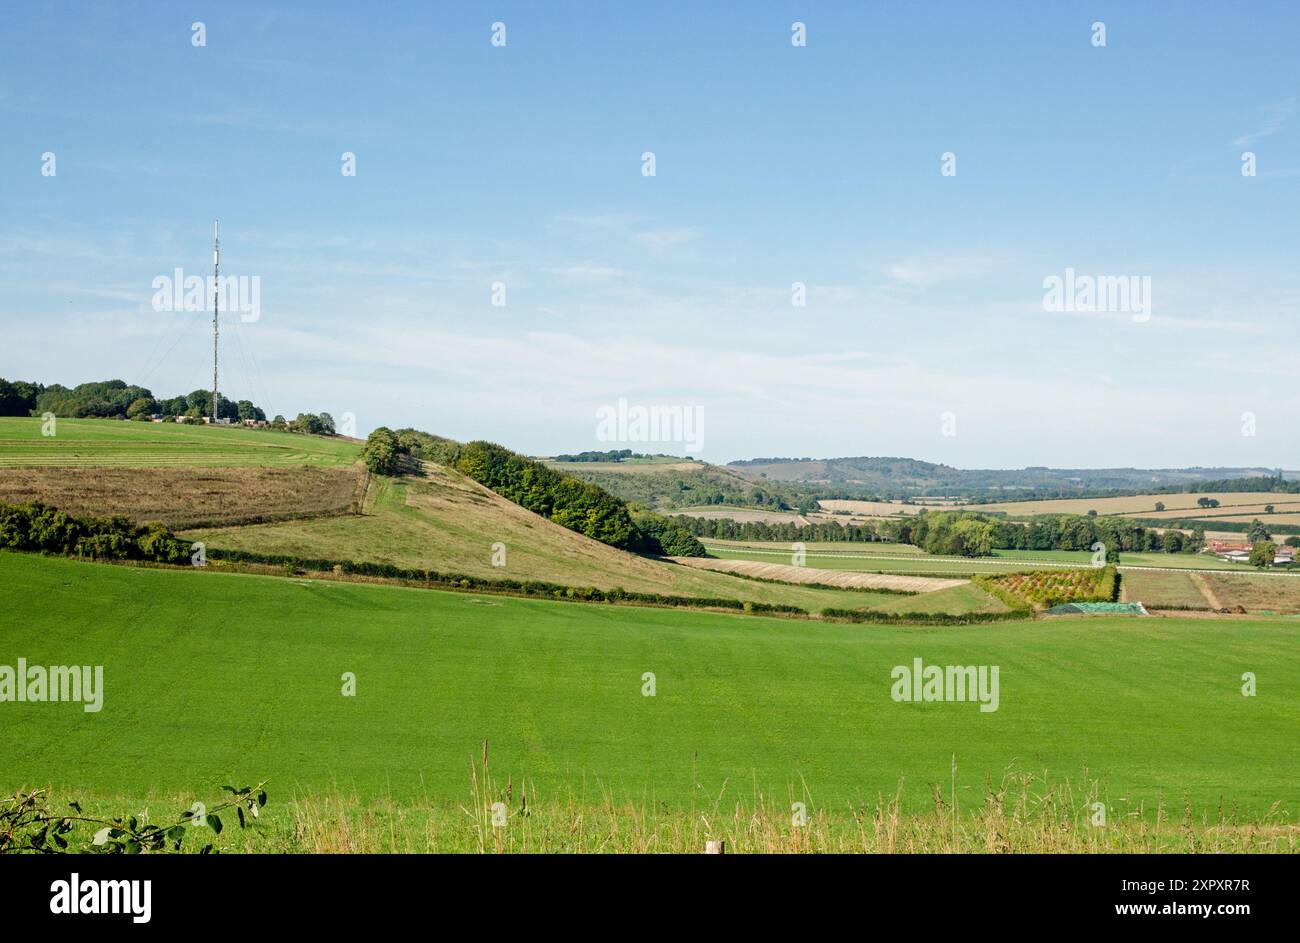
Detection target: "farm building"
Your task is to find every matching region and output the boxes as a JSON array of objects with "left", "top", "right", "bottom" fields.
[
  {"left": 1205, "top": 539, "right": 1252, "bottom": 555},
  {"left": 1215, "top": 547, "right": 1294, "bottom": 566}
]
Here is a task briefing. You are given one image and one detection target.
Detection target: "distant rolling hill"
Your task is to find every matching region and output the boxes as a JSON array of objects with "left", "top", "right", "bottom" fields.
[
  {"left": 728, "top": 456, "right": 1298, "bottom": 499},
  {"left": 542, "top": 456, "right": 808, "bottom": 512},
  {"left": 547, "top": 449, "right": 1299, "bottom": 510}
]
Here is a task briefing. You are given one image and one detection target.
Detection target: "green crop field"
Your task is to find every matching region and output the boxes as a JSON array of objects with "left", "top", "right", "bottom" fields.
[
  {"left": 0, "top": 416, "right": 361, "bottom": 467},
  {"left": 3, "top": 551, "right": 1298, "bottom": 852}
]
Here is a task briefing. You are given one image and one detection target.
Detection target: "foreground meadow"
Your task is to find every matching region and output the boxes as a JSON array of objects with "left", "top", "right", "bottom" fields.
[{"left": 1, "top": 552, "right": 1298, "bottom": 852}]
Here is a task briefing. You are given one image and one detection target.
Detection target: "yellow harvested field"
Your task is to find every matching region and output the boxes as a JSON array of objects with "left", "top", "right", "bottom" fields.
[
  {"left": 818, "top": 499, "right": 929, "bottom": 518},
  {"left": 668, "top": 556, "right": 966, "bottom": 593},
  {"left": 1210, "top": 514, "right": 1300, "bottom": 527},
  {"left": 1110, "top": 505, "right": 1300, "bottom": 521},
  {"left": 950, "top": 493, "right": 1300, "bottom": 518},
  {"left": 1199, "top": 573, "right": 1300, "bottom": 613},
  {"left": 677, "top": 507, "right": 810, "bottom": 524}
]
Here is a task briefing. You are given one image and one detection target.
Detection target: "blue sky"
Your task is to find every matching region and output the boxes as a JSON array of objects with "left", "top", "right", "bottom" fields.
[{"left": 2, "top": 2, "right": 1297, "bottom": 467}]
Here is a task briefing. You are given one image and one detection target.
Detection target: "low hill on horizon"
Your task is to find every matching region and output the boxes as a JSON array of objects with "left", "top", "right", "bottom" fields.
[{"left": 728, "top": 456, "right": 1298, "bottom": 499}]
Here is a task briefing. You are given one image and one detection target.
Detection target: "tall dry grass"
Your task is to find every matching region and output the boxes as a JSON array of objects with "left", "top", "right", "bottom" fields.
[{"left": 281, "top": 748, "right": 1299, "bottom": 854}]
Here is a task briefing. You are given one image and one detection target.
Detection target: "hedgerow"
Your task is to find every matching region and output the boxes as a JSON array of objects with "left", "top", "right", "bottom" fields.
[
  {"left": 0, "top": 501, "right": 189, "bottom": 563},
  {"left": 820, "top": 608, "right": 1033, "bottom": 625},
  {"left": 204, "top": 547, "right": 801, "bottom": 613}
]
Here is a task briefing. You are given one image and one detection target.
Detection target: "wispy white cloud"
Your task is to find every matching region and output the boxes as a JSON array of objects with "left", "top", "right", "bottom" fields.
[
  {"left": 550, "top": 214, "right": 699, "bottom": 251},
  {"left": 1233, "top": 98, "right": 1296, "bottom": 147},
  {"left": 884, "top": 253, "right": 1005, "bottom": 289},
  {"left": 543, "top": 264, "right": 625, "bottom": 284},
  {"left": 632, "top": 228, "right": 698, "bottom": 250}
]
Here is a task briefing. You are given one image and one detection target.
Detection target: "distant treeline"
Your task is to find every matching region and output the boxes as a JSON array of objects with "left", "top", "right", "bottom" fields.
[
  {"left": 0, "top": 378, "right": 269, "bottom": 423},
  {"left": 361, "top": 428, "right": 706, "bottom": 557},
  {"left": 907, "top": 512, "right": 1203, "bottom": 557},
  {"left": 551, "top": 449, "right": 683, "bottom": 463},
  {"left": 674, "top": 510, "right": 1208, "bottom": 558},
  {"left": 1121, "top": 515, "right": 1300, "bottom": 538},
  {"left": 942, "top": 475, "right": 1298, "bottom": 506},
  {"left": 0, "top": 501, "right": 190, "bottom": 562},
  {"left": 0, "top": 378, "right": 361, "bottom": 441},
  {"left": 1147, "top": 475, "right": 1298, "bottom": 495}
]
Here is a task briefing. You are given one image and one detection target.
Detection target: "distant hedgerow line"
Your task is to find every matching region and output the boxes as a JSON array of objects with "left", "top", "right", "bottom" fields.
[
  {"left": 820, "top": 608, "right": 1034, "bottom": 625},
  {"left": 202, "top": 546, "right": 802, "bottom": 614}
]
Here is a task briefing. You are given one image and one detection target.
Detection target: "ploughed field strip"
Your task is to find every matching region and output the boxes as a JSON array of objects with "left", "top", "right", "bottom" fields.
[
  {"left": 0, "top": 465, "right": 366, "bottom": 528},
  {"left": 670, "top": 555, "right": 967, "bottom": 593}
]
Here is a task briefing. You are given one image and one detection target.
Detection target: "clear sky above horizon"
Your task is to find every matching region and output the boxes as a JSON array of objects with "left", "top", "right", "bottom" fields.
[{"left": 2, "top": 2, "right": 1297, "bottom": 468}]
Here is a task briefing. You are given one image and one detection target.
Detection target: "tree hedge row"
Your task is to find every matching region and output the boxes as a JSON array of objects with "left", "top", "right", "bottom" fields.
[
  {"left": 820, "top": 607, "right": 1034, "bottom": 625},
  {"left": 0, "top": 502, "right": 190, "bottom": 562},
  {"left": 204, "top": 547, "right": 800, "bottom": 613}
]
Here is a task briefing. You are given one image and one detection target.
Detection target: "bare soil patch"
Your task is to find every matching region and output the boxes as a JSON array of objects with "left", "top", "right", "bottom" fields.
[
  {"left": 670, "top": 556, "right": 966, "bottom": 593},
  {"left": 0, "top": 465, "right": 366, "bottom": 528}
]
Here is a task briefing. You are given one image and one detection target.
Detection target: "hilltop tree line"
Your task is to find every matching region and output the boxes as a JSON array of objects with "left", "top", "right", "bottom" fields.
[
  {"left": 893, "top": 512, "right": 1202, "bottom": 557},
  {"left": 1153, "top": 474, "right": 1299, "bottom": 496},
  {"left": 0, "top": 377, "right": 357, "bottom": 441},
  {"left": 560, "top": 464, "right": 824, "bottom": 514},
  {"left": 551, "top": 449, "right": 684, "bottom": 462},
  {"left": 0, "top": 378, "right": 267, "bottom": 423},
  {"left": 361, "top": 429, "right": 705, "bottom": 557}
]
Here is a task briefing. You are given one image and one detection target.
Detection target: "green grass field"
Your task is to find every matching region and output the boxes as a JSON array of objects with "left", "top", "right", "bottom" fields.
[
  {"left": 3, "top": 551, "right": 1297, "bottom": 836},
  {"left": 0, "top": 416, "right": 361, "bottom": 467}
]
